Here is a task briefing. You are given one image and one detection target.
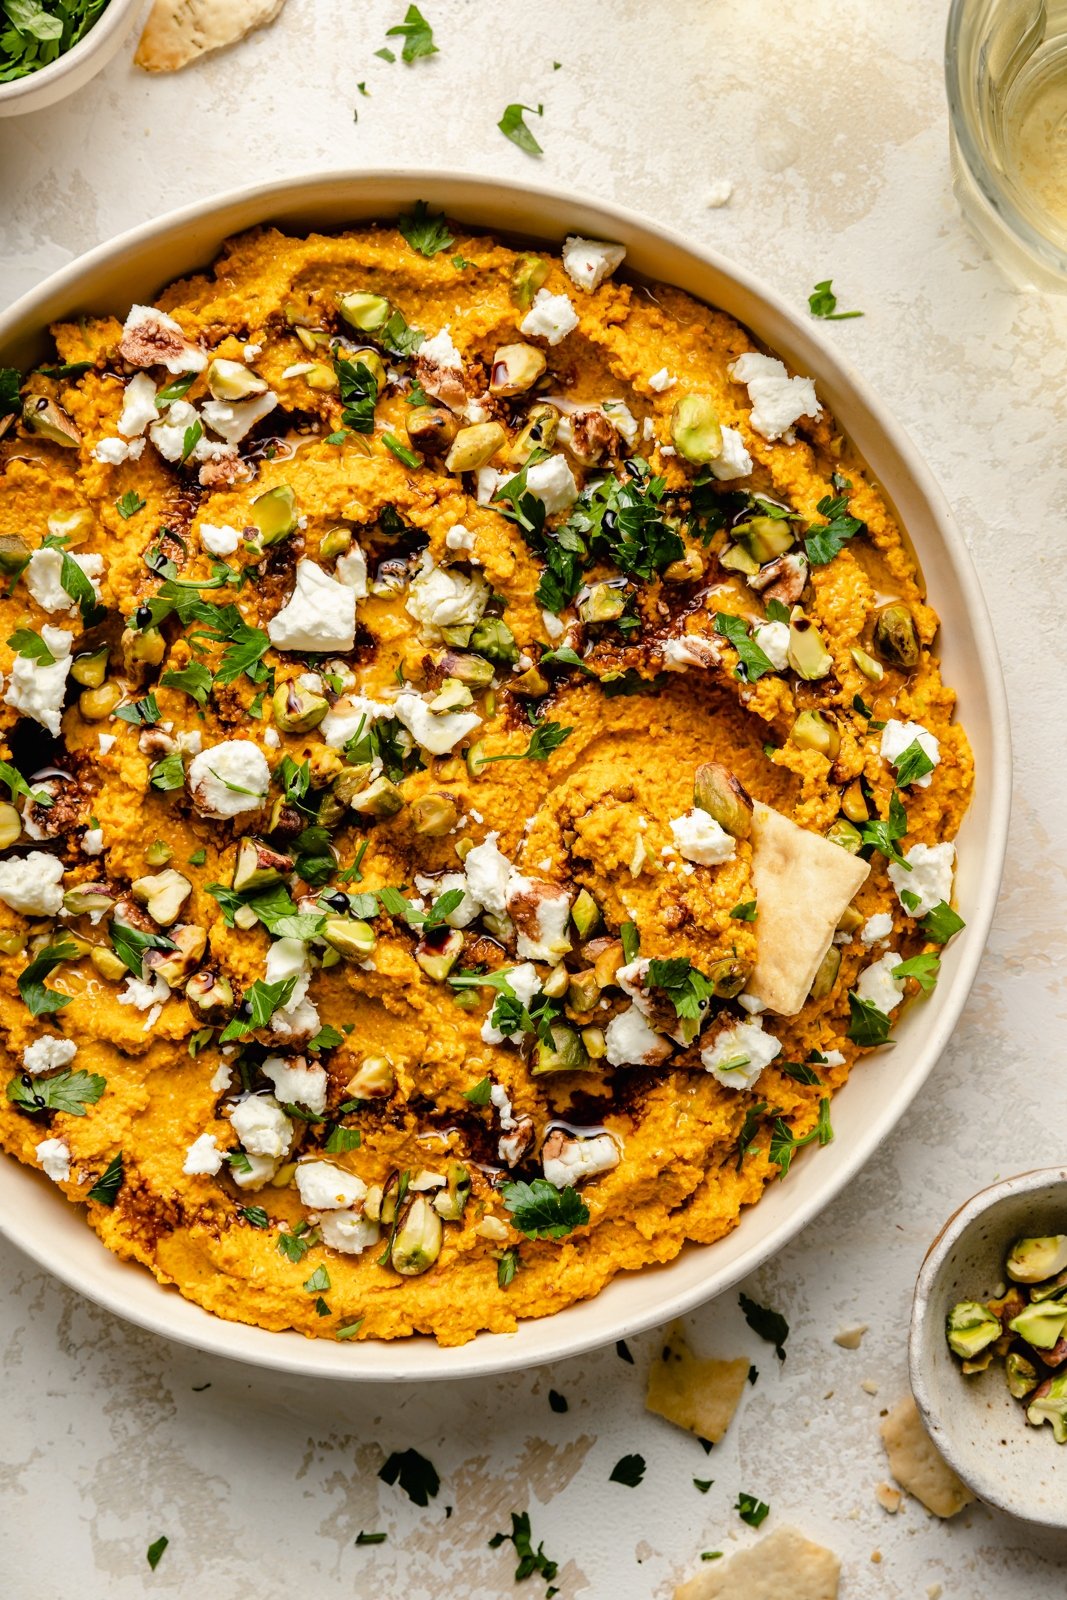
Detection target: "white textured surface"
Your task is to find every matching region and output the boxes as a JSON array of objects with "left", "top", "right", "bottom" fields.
[{"left": 2, "top": 0, "right": 1067, "bottom": 1593}]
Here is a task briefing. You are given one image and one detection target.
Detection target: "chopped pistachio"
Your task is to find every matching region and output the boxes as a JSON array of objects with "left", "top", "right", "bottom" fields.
[
  {"left": 508, "top": 402, "right": 559, "bottom": 464},
  {"left": 873, "top": 603, "right": 919, "bottom": 669},
  {"left": 411, "top": 793, "right": 459, "bottom": 836},
  {"left": 693, "top": 762, "right": 753, "bottom": 839},
  {"left": 391, "top": 1194, "right": 444, "bottom": 1275},
  {"left": 432, "top": 1162, "right": 471, "bottom": 1221},
  {"left": 272, "top": 680, "right": 329, "bottom": 733},
  {"left": 669, "top": 394, "right": 722, "bottom": 464},
  {"left": 323, "top": 917, "right": 377, "bottom": 959},
  {"left": 706, "top": 958, "right": 751, "bottom": 999},
  {"left": 509, "top": 253, "right": 549, "bottom": 310},
  {"left": 350, "top": 776, "right": 404, "bottom": 817},
  {"left": 1008, "top": 1298, "right": 1067, "bottom": 1350},
  {"left": 145, "top": 923, "right": 206, "bottom": 987},
  {"left": 489, "top": 342, "right": 547, "bottom": 397},
  {"left": 850, "top": 644, "right": 884, "bottom": 682},
  {"left": 145, "top": 840, "right": 173, "bottom": 867},
  {"left": 510, "top": 665, "right": 551, "bottom": 697},
  {"left": 469, "top": 616, "right": 518, "bottom": 665},
  {"left": 578, "top": 581, "right": 626, "bottom": 624},
  {"left": 808, "top": 944, "right": 841, "bottom": 1001},
  {"left": 337, "top": 291, "right": 393, "bottom": 333},
  {"left": 825, "top": 818, "right": 863, "bottom": 853},
  {"left": 1005, "top": 1351, "right": 1040, "bottom": 1399},
  {"left": 734, "top": 516, "right": 794, "bottom": 565},
  {"left": 406, "top": 404, "right": 459, "bottom": 456},
  {"left": 319, "top": 526, "right": 352, "bottom": 561},
  {"left": 79, "top": 681, "right": 122, "bottom": 720},
  {"left": 90, "top": 946, "right": 128, "bottom": 982},
  {"left": 415, "top": 927, "right": 464, "bottom": 981},
  {"left": 232, "top": 838, "right": 292, "bottom": 893},
  {"left": 206, "top": 358, "right": 268, "bottom": 401},
  {"left": 1007, "top": 1236, "right": 1067, "bottom": 1284},
  {"left": 63, "top": 883, "right": 115, "bottom": 916},
  {"left": 570, "top": 888, "right": 601, "bottom": 940},
  {"left": 532, "top": 1022, "right": 589, "bottom": 1075},
  {"left": 22, "top": 395, "right": 81, "bottom": 448},
  {"left": 445, "top": 421, "right": 507, "bottom": 474},
  {"left": 70, "top": 645, "right": 110, "bottom": 688},
  {"left": 132, "top": 868, "right": 192, "bottom": 927},
  {"left": 581, "top": 1024, "right": 608, "bottom": 1059},
  {"left": 787, "top": 606, "right": 834, "bottom": 680},
  {"left": 789, "top": 709, "right": 840, "bottom": 759},
  {"left": 0, "top": 803, "right": 21, "bottom": 851},
  {"left": 1026, "top": 1375, "right": 1067, "bottom": 1443},
  {"left": 186, "top": 969, "right": 234, "bottom": 1020},
  {"left": 840, "top": 779, "right": 869, "bottom": 824},
  {"left": 946, "top": 1299, "right": 1002, "bottom": 1360},
  {"left": 251, "top": 484, "right": 298, "bottom": 545},
  {"left": 0, "top": 532, "right": 29, "bottom": 575},
  {"left": 345, "top": 1055, "right": 394, "bottom": 1098}
]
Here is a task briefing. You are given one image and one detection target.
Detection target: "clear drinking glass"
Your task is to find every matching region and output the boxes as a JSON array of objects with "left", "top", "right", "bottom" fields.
[{"left": 946, "top": 0, "right": 1067, "bottom": 289}]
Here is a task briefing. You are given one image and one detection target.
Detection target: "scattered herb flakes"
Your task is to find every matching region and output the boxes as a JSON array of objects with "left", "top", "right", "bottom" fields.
[
  {"left": 713, "top": 612, "right": 775, "bottom": 682},
  {"left": 892, "top": 737, "right": 936, "bottom": 788},
  {"left": 620, "top": 921, "right": 640, "bottom": 963},
  {"left": 497, "top": 1248, "right": 518, "bottom": 1289},
  {"left": 803, "top": 493, "right": 865, "bottom": 566},
  {"left": 303, "top": 1263, "right": 331, "bottom": 1293},
  {"left": 892, "top": 952, "right": 940, "bottom": 995},
  {"left": 729, "top": 899, "right": 758, "bottom": 921},
  {"left": 17, "top": 937, "right": 79, "bottom": 1017},
  {"left": 921, "top": 901, "right": 965, "bottom": 944},
  {"left": 616, "top": 1338, "right": 634, "bottom": 1364},
  {"left": 240, "top": 1206, "right": 270, "bottom": 1229},
  {"left": 146, "top": 1536, "right": 168, "bottom": 1571},
  {"left": 397, "top": 199, "right": 454, "bottom": 257},
  {"left": 693, "top": 1477, "right": 714, "bottom": 1493},
  {"left": 384, "top": 3, "right": 437, "bottom": 62},
  {"left": 382, "top": 431, "right": 421, "bottom": 468},
  {"left": 501, "top": 1177, "right": 589, "bottom": 1239},
  {"left": 86, "top": 1151, "right": 124, "bottom": 1206},
  {"left": 808, "top": 279, "right": 863, "bottom": 320},
  {"left": 499, "top": 102, "right": 544, "bottom": 156},
  {"left": 481, "top": 720, "right": 572, "bottom": 763},
  {"left": 846, "top": 992, "right": 893, "bottom": 1047},
  {"left": 115, "top": 490, "right": 146, "bottom": 520},
  {"left": 738, "top": 1291, "right": 789, "bottom": 1361},
  {"left": 374, "top": 45, "right": 395, "bottom": 61},
  {"left": 324, "top": 1123, "right": 362, "bottom": 1153},
  {"left": 489, "top": 1510, "right": 559, "bottom": 1590},
  {"left": 8, "top": 626, "right": 55, "bottom": 665},
  {"left": 701, "top": 1551, "right": 723, "bottom": 1562},
  {"left": 735, "top": 1491, "right": 771, "bottom": 1528},
  {"left": 356, "top": 1530, "right": 387, "bottom": 1545},
  {"left": 378, "top": 1447, "right": 440, "bottom": 1506},
  {"left": 277, "top": 1225, "right": 311, "bottom": 1264},
  {"left": 0, "top": 757, "right": 51, "bottom": 808},
  {"left": 337, "top": 1318, "right": 365, "bottom": 1341},
  {"left": 548, "top": 1389, "right": 568, "bottom": 1413},
  {"left": 463, "top": 1074, "right": 492, "bottom": 1106},
  {"left": 609, "top": 1452, "right": 646, "bottom": 1487}
]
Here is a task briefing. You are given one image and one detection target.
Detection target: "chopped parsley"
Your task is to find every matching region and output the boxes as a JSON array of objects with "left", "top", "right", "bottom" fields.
[
  {"left": 7, "top": 1067, "right": 105, "bottom": 1117},
  {"left": 847, "top": 992, "right": 893, "bottom": 1047},
  {"left": 729, "top": 899, "right": 758, "bottom": 921},
  {"left": 7, "top": 626, "right": 55, "bottom": 665},
  {"left": 808, "top": 279, "right": 863, "bottom": 320},
  {"left": 115, "top": 490, "right": 146, "bottom": 520},
  {"left": 382, "top": 432, "right": 421, "bottom": 468},
  {"left": 463, "top": 1075, "right": 493, "bottom": 1105},
  {"left": 219, "top": 976, "right": 299, "bottom": 1041},
  {"left": 501, "top": 1177, "right": 589, "bottom": 1239},
  {"left": 498, "top": 102, "right": 543, "bottom": 156},
  {"left": 920, "top": 901, "right": 965, "bottom": 944},
  {"left": 335, "top": 355, "right": 379, "bottom": 434},
  {"left": 384, "top": 3, "right": 437, "bottom": 62},
  {"left": 17, "top": 938, "right": 79, "bottom": 1016},
  {"left": 609, "top": 1453, "right": 646, "bottom": 1487},
  {"left": 481, "top": 720, "right": 573, "bottom": 763},
  {"left": 146, "top": 1536, "right": 168, "bottom": 1571},
  {"left": 397, "top": 199, "right": 454, "bottom": 257},
  {"left": 277, "top": 1223, "right": 313, "bottom": 1263},
  {"left": 892, "top": 952, "right": 940, "bottom": 994},
  {"left": 488, "top": 1511, "right": 558, "bottom": 1591},
  {"left": 646, "top": 957, "right": 714, "bottom": 1020},
  {"left": 160, "top": 660, "right": 213, "bottom": 706},
  {"left": 892, "top": 738, "right": 935, "bottom": 788},
  {"left": 86, "top": 1151, "right": 124, "bottom": 1206},
  {"left": 109, "top": 919, "right": 175, "bottom": 979},
  {"left": 114, "top": 691, "right": 160, "bottom": 727},
  {"left": 803, "top": 493, "right": 865, "bottom": 566},
  {"left": 241, "top": 1206, "right": 270, "bottom": 1229},
  {"left": 303, "top": 1263, "right": 331, "bottom": 1293},
  {"left": 739, "top": 1292, "right": 789, "bottom": 1360},
  {"left": 497, "top": 1249, "right": 518, "bottom": 1288},
  {"left": 355, "top": 1531, "right": 387, "bottom": 1545},
  {"left": 768, "top": 1098, "right": 833, "bottom": 1177},
  {"left": 714, "top": 612, "right": 775, "bottom": 682},
  {"left": 0, "top": 757, "right": 52, "bottom": 808},
  {"left": 735, "top": 1491, "right": 771, "bottom": 1528},
  {"left": 858, "top": 790, "right": 910, "bottom": 869},
  {"left": 378, "top": 1447, "right": 440, "bottom": 1506},
  {"left": 620, "top": 921, "right": 640, "bottom": 962}
]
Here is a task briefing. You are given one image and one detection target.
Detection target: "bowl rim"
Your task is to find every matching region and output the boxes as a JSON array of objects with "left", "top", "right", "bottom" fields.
[
  {"left": 0, "top": 167, "right": 1013, "bottom": 1381},
  {"left": 909, "top": 1166, "right": 1067, "bottom": 1528},
  {"left": 0, "top": 0, "right": 142, "bottom": 107}
]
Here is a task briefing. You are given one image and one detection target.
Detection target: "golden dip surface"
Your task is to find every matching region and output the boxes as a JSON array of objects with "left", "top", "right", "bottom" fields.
[{"left": 0, "top": 215, "right": 972, "bottom": 1345}]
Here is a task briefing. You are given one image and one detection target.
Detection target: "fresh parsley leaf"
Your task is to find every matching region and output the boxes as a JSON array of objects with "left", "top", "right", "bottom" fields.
[
  {"left": 501, "top": 1177, "right": 589, "bottom": 1240},
  {"left": 334, "top": 355, "right": 379, "bottom": 434},
  {"left": 609, "top": 1453, "right": 646, "bottom": 1487},
  {"left": 499, "top": 102, "right": 543, "bottom": 155},
  {"left": 735, "top": 1491, "right": 770, "bottom": 1528},
  {"left": 179, "top": 419, "right": 202, "bottom": 463},
  {"left": 778, "top": 1060, "right": 823, "bottom": 1085},
  {"left": 241, "top": 1206, "right": 270, "bottom": 1229},
  {"left": 0, "top": 366, "right": 21, "bottom": 416},
  {"left": 481, "top": 720, "right": 573, "bottom": 763},
  {"left": 303, "top": 1263, "right": 331, "bottom": 1293},
  {"left": 729, "top": 900, "right": 758, "bottom": 921},
  {"left": 735, "top": 1101, "right": 769, "bottom": 1169},
  {"left": 114, "top": 691, "right": 160, "bottom": 726},
  {"left": 0, "top": 757, "right": 52, "bottom": 808},
  {"left": 808, "top": 279, "right": 863, "bottom": 320},
  {"left": 847, "top": 992, "right": 893, "bottom": 1046},
  {"left": 892, "top": 738, "right": 935, "bottom": 788},
  {"left": 714, "top": 612, "right": 775, "bottom": 682},
  {"left": 17, "top": 938, "right": 78, "bottom": 1016},
  {"left": 803, "top": 493, "right": 865, "bottom": 566},
  {"left": 693, "top": 1477, "right": 714, "bottom": 1493},
  {"left": 337, "top": 1318, "right": 365, "bottom": 1340},
  {"left": 920, "top": 901, "right": 965, "bottom": 944},
  {"left": 150, "top": 752, "right": 186, "bottom": 791},
  {"left": 397, "top": 199, "right": 454, "bottom": 257},
  {"left": 7, "top": 626, "right": 55, "bottom": 665},
  {"left": 620, "top": 921, "right": 640, "bottom": 963},
  {"left": 859, "top": 789, "right": 910, "bottom": 869},
  {"left": 646, "top": 957, "right": 714, "bottom": 1020},
  {"left": 464, "top": 1075, "right": 493, "bottom": 1105},
  {"left": 115, "top": 490, "right": 146, "bottom": 520},
  {"left": 219, "top": 976, "right": 298, "bottom": 1041},
  {"left": 109, "top": 919, "right": 174, "bottom": 979},
  {"left": 497, "top": 1248, "right": 518, "bottom": 1289},
  {"left": 277, "top": 1224, "right": 312, "bottom": 1263},
  {"left": 892, "top": 952, "right": 940, "bottom": 994},
  {"left": 160, "top": 660, "right": 213, "bottom": 706},
  {"left": 768, "top": 1098, "right": 833, "bottom": 1178},
  {"left": 325, "top": 1124, "right": 361, "bottom": 1153},
  {"left": 765, "top": 597, "right": 791, "bottom": 624},
  {"left": 488, "top": 1511, "right": 558, "bottom": 1587},
  {"left": 146, "top": 1536, "right": 168, "bottom": 1571},
  {"left": 86, "top": 1151, "right": 124, "bottom": 1206},
  {"left": 156, "top": 372, "right": 196, "bottom": 406},
  {"left": 375, "top": 45, "right": 395, "bottom": 61},
  {"left": 382, "top": 432, "right": 421, "bottom": 468},
  {"left": 384, "top": 3, "right": 437, "bottom": 61},
  {"left": 739, "top": 1292, "right": 789, "bottom": 1361},
  {"left": 309, "top": 1024, "right": 345, "bottom": 1053},
  {"left": 378, "top": 1447, "right": 440, "bottom": 1506},
  {"left": 7, "top": 1066, "right": 105, "bottom": 1117}
]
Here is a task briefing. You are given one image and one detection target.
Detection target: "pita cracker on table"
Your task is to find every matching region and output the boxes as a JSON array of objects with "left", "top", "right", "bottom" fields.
[
  {"left": 645, "top": 1322, "right": 749, "bottom": 1443},
  {"left": 880, "top": 1395, "right": 975, "bottom": 1518},
  {"left": 745, "top": 801, "right": 869, "bottom": 1017},
  {"left": 135, "top": 0, "right": 288, "bottom": 73},
  {"left": 673, "top": 1525, "right": 841, "bottom": 1600}
]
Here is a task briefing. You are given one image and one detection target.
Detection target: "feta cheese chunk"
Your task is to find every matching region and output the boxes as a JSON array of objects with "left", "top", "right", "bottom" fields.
[
  {"left": 0, "top": 851, "right": 64, "bottom": 916},
  {"left": 517, "top": 454, "right": 579, "bottom": 515},
  {"left": 183, "top": 1133, "right": 224, "bottom": 1176},
  {"left": 295, "top": 1160, "right": 367, "bottom": 1211},
  {"left": 880, "top": 719, "right": 941, "bottom": 788},
  {"left": 729, "top": 351, "right": 821, "bottom": 442},
  {"left": 861, "top": 911, "right": 894, "bottom": 946},
  {"left": 22, "top": 1033, "right": 77, "bottom": 1074},
  {"left": 505, "top": 875, "right": 573, "bottom": 965},
  {"left": 268, "top": 560, "right": 356, "bottom": 654},
  {"left": 542, "top": 1129, "right": 621, "bottom": 1188},
  {"left": 230, "top": 1095, "right": 293, "bottom": 1160},
  {"left": 605, "top": 1004, "right": 673, "bottom": 1067},
  {"left": 701, "top": 1017, "right": 782, "bottom": 1089},
  {"left": 708, "top": 424, "right": 754, "bottom": 481},
  {"left": 25, "top": 548, "right": 103, "bottom": 614},
  {"left": 200, "top": 392, "right": 277, "bottom": 444},
  {"left": 116, "top": 372, "right": 158, "bottom": 437},
  {"left": 648, "top": 367, "right": 675, "bottom": 393},
  {"left": 35, "top": 1138, "right": 71, "bottom": 1183},
  {"left": 562, "top": 235, "right": 626, "bottom": 291},
  {"left": 520, "top": 288, "right": 580, "bottom": 346},
  {"left": 854, "top": 950, "right": 905, "bottom": 1015},
  {"left": 261, "top": 1053, "right": 328, "bottom": 1116},
  {"left": 392, "top": 691, "right": 481, "bottom": 756},
  {"left": 335, "top": 544, "right": 369, "bottom": 598},
  {"left": 199, "top": 522, "right": 242, "bottom": 557},
  {"left": 187, "top": 739, "right": 269, "bottom": 818},
  {"left": 463, "top": 832, "right": 514, "bottom": 916},
  {"left": 888, "top": 841, "right": 956, "bottom": 918},
  {"left": 669, "top": 807, "right": 737, "bottom": 866},
  {"left": 752, "top": 619, "right": 789, "bottom": 671},
  {"left": 406, "top": 556, "right": 489, "bottom": 635},
  {"left": 148, "top": 398, "right": 203, "bottom": 462},
  {"left": 118, "top": 972, "right": 170, "bottom": 1011},
  {"left": 481, "top": 962, "right": 541, "bottom": 1044},
  {"left": 414, "top": 871, "right": 480, "bottom": 928},
  {"left": 319, "top": 1210, "right": 380, "bottom": 1254},
  {"left": 445, "top": 523, "right": 476, "bottom": 555}
]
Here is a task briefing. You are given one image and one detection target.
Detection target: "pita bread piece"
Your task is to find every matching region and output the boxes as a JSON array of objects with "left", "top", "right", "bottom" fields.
[
  {"left": 646, "top": 1321, "right": 749, "bottom": 1443},
  {"left": 673, "top": 1525, "right": 841, "bottom": 1600},
  {"left": 745, "top": 801, "right": 869, "bottom": 1016},
  {"left": 136, "top": 0, "right": 287, "bottom": 73},
  {"left": 880, "top": 1395, "right": 974, "bottom": 1518}
]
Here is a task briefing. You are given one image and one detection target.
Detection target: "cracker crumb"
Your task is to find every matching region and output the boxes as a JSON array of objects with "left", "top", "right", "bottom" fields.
[
  {"left": 874, "top": 1482, "right": 901, "bottom": 1514},
  {"left": 833, "top": 1324, "right": 868, "bottom": 1349},
  {"left": 860, "top": 1379, "right": 879, "bottom": 1395},
  {"left": 706, "top": 181, "right": 734, "bottom": 208},
  {"left": 870, "top": 1550, "right": 882, "bottom": 1564},
  {"left": 927, "top": 1587, "right": 943, "bottom": 1599}
]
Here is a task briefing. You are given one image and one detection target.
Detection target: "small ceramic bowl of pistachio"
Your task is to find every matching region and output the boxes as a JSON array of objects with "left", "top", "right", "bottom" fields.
[{"left": 910, "top": 1167, "right": 1067, "bottom": 1528}]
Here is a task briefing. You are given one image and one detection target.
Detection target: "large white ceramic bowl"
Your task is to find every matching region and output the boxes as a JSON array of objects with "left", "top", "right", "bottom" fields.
[
  {"left": 0, "top": 171, "right": 1011, "bottom": 1380},
  {"left": 0, "top": 0, "right": 143, "bottom": 118}
]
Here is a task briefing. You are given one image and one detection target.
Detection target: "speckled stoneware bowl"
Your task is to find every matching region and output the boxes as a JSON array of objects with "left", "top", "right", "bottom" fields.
[{"left": 911, "top": 1168, "right": 1067, "bottom": 1529}]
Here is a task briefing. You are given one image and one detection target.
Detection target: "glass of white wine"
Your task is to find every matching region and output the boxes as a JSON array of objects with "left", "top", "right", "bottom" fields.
[{"left": 947, "top": 0, "right": 1067, "bottom": 288}]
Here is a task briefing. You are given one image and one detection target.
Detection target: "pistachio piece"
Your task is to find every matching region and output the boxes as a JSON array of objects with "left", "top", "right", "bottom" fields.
[
  {"left": 1008, "top": 1298, "right": 1067, "bottom": 1350},
  {"left": 1005, "top": 1351, "right": 1040, "bottom": 1399},
  {"left": 251, "top": 484, "right": 297, "bottom": 546},
  {"left": 468, "top": 616, "right": 519, "bottom": 665},
  {"left": 465, "top": 740, "right": 488, "bottom": 780},
  {"left": 669, "top": 394, "right": 722, "bottom": 464},
  {"left": 206, "top": 358, "right": 268, "bottom": 401},
  {"left": 509, "top": 253, "right": 549, "bottom": 310},
  {"left": 432, "top": 1161, "right": 471, "bottom": 1221},
  {"left": 323, "top": 916, "right": 377, "bottom": 959},
  {"left": 581, "top": 1024, "right": 607, "bottom": 1059},
  {"left": 410, "top": 793, "right": 459, "bottom": 837},
  {"left": 0, "top": 802, "right": 21, "bottom": 850},
  {"left": 0, "top": 532, "right": 29, "bottom": 576},
  {"left": 570, "top": 888, "right": 601, "bottom": 940},
  {"left": 428, "top": 677, "right": 474, "bottom": 714},
  {"left": 390, "top": 1194, "right": 444, "bottom": 1276},
  {"left": 272, "top": 680, "right": 329, "bottom": 733},
  {"left": 1026, "top": 1374, "right": 1067, "bottom": 1443},
  {"left": 508, "top": 401, "right": 559, "bottom": 464},
  {"left": 90, "top": 946, "right": 128, "bottom": 981},
  {"left": 719, "top": 542, "right": 761, "bottom": 577},
  {"left": 532, "top": 1021, "right": 589, "bottom": 1075},
  {"left": 63, "top": 883, "right": 114, "bottom": 917},
  {"left": 345, "top": 1054, "right": 394, "bottom": 1098},
  {"left": 145, "top": 923, "right": 206, "bottom": 988},
  {"left": 706, "top": 957, "right": 752, "bottom": 999},
  {"left": 445, "top": 421, "right": 507, "bottom": 474},
  {"left": 414, "top": 925, "right": 464, "bottom": 981},
  {"left": 840, "top": 779, "right": 869, "bottom": 824},
  {"left": 592, "top": 939, "right": 625, "bottom": 989},
  {"left": 510, "top": 666, "right": 551, "bottom": 698},
  {"left": 489, "top": 342, "right": 547, "bottom": 398},
  {"left": 145, "top": 839, "right": 173, "bottom": 868},
  {"left": 692, "top": 762, "right": 754, "bottom": 839},
  {"left": 1007, "top": 1235, "right": 1067, "bottom": 1282},
  {"left": 304, "top": 363, "right": 339, "bottom": 392},
  {"left": 350, "top": 347, "right": 387, "bottom": 389},
  {"left": 232, "top": 838, "right": 293, "bottom": 893},
  {"left": 663, "top": 549, "right": 705, "bottom": 584},
  {"left": 22, "top": 395, "right": 81, "bottom": 448},
  {"left": 349, "top": 775, "right": 404, "bottom": 818},
  {"left": 318, "top": 526, "right": 352, "bottom": 561},
  {"left": 945, "top": 1300, "right": 1003, "bottom": 1360},
  {"left": 79, "top": 681, "right": 122, "bottom": 720},
  {"left": 567, "top": 970, "right": 601, "bottom": 1014},
  {"left": 734, "top": 516, "right": 795, "bottom": 565},
  {"left": 578, "top": 580, "right": 627, "bottom": 624},
  {"left": 873, "top": 603, "right": 919, "bottom": 670},
  {"left": 808, "top": 944, "right": 841, "bottom": 1002},
  {"left": 337, "top": 291, "right": 393, "bottom": 334},
  {"left": 850, "top": 644, "right": 884, "bottom": 682},
  {"left": 787, "top": 605, "right": 834, "bottom": 680},
  {"left": 438, "top": 649, "right": 495, "bottom": 688},
  {"left": 789, "top": 709, "right": 840, "bottom": 759},
  {"left": 132, "top": 868, "right": 192, "bottom": 927},
  {"left": 406, "top": 404, "right": 459, "bottom": 456},
  {"left": 186, "top": 969, "right": 234, "bottom": 1020},
  {"left": 48, "top": 508, "right": 93, "bottom": 547},
  {"left": 825, "top": 818, "right": 862, "bottom": 853}
]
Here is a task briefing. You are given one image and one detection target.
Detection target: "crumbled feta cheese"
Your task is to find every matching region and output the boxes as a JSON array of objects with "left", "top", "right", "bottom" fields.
[
  {"left": 209, "top": 1061, "right": 234, "bottom": 1094},
  {"left": 98, "top": 733, "right": 116, "bottom": 754},
  {"left": 118, "top": 972, "right": 170, "bottom": 1011},
  {"left": 268, "top": 560, "right": 356, "bottom": 654},
  {"left": 888, "top": 842, "right": 955, "bottom": 918},
  {"left": 601, "top": 400, "right": 639, "bottom": 445},
  {"left": 729, "top": 351, "right": 821, "bottom": 442},
  {"left": 81, "top": 827, "right": 104, "bottom": 856},
  {"left": 231, "top": 1151, "right": 282, "bottom": 1190},
  {"left": 148, "top": 398, "right": 202, "bottom": 462},
  {"left": 199, "top": 522, "right": 241, "bottom": 557},
  {"left": 543, "top": 1131, "right": 621, "bottom": 1188},
  {"left": 22, "top": 1034, "right": 77, "bottom": 1075},
  {"left": 706, "top": 180, "right": 734, "bottom": 207},
  {"left": 294, "top": 1160, "right": 367, "bottom": 1211},
  {"left": 463, "top": 832, "right": 513, "bottom": 916},
  {"left": 35, "top": 1137, "right": 70, "bottom": 1183},
  {"left": 661, "top": 635, "right": 721, "bottom": 671},
  {"left": 261, "top": 1054, "right": 328, "bottom": 1116},
  {"left": 392, "top": 691, "right": 481, "bottom": 756},
  {"left": 752, "top": 619, "right": 790, "bottom": 671},
  {"left": 701, "top": 1017, "right": 781, "bottom": 1089},
  {"left": 738, "top": 992, "right": 767, "bottom": 1015},
  {"left": 505, "top": 875, "right": 572, "bottom": 964},
  {"left": 419, "top": 326, "right": 464, "bottom": 369},
  {"left": 502, "top": 454, "right": 579, "bottom": 516},
  {"left": 25, "top": 548, "right": 103, "bottom": 614},
  {"left": 0, "top": 852, "right": 65, "bottom": 916},
  {"left": 182, "top": 1133, "right": 224, "bottom": 1176},
  {"left": 648, "top": 367, "right": 675, "bottom": 393},
  {"left": 263, "top": 938, "right": 310, "bottom": 1013},
  {"left": 319, "top": 1210, "right": 380, "bottom": 1254},
  {"left": 201, "top": 392, "right": 277, "bottom": 443},
  {"left": 93, "top": 436, "right": 141, "bottom": 464},
  {"left": 121, "top": 304, "right": 207, "bottom": 374},
  {"left": 562, "top": 235, "right": 626, "bottom": 291},
  {"left": 855, "top": 951, "right": 905, "bottom": 1014},
  {"left": 445, "top": 523, "right": 476, "bottom": 554},
  {"left": 861, "top": 912, "right": 894, "bottom": 946},
  {"left": 230, "top": 1095, "right": 293, "bottom": 1160},
  {"left": 605, "top": 1004, "right": 673, "bottom": 1067},
  {"left": 822, "top": 1049, "right": 846, "bottom": 1068},
  {"left": 414, "top": 871, "right": 480, "bottom": 928},
  {"left": 263, "top": 727, "right": 280, "bottom": 749},
  {"left": 520, "top": 288, "right": 580, "bottom": 346},
  {"left": 669, "top": 807, "right": 737, "bottom": 865},
  {"left": 880, "top": 719, "right": 940, "bottom": 788},
  {"left": 244, "top": 343, "right": 262, "bottom": 361},
  {"left": 117, "top": 372, "right": 159, "bottom": 437},
  {"left": 319, "top": 693, "right": 391, "bottom": 750},
  {"left": 708, "top": 424, "right": 754, "bottom": 481},
  {"left": 541, "top": 608, "right": 565, "bottom": 640},
  {"left": 475, "top": 466, "right": 504, "bottom": 506},
  {"left": 335, "top": 544, "right": 368, "bottom": 597},
  {"left": 406, "top": 555, "right": 489, "bottom": 635},
  {"left": 187, "top": 739, "right": 269, "bottom": 818}
]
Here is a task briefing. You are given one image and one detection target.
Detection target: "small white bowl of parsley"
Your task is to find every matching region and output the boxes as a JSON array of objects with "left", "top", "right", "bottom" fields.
[{"left": 0, "top": 0, "right": 143, "bottom": 117}]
